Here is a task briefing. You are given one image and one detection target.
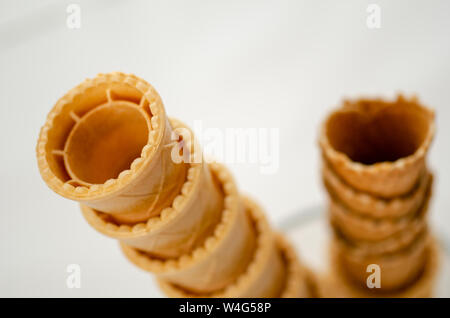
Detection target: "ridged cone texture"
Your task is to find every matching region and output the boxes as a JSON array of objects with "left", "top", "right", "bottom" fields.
[
  {"left": 37, "top": 72, "right": 310, "bottom": 298},
  {"left": 318, "top": 95, "right": 439, "bottom": 297}
]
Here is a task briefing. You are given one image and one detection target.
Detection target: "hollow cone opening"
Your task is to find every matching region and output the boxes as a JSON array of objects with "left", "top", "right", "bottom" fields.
[
  {"left": 64, "top": 102, "right": 150, "bottom": 185},
  {"left": 326, "top": 100, "right": 432, "bottom": 165}
]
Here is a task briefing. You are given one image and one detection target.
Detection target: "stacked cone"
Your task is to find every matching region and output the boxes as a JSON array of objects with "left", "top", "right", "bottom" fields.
[
  {"left": 36, "top": 72, "right": 311, "bottom": 297},
  {"left": 317, "top": 96, "right": 439, "bottom": 297}
]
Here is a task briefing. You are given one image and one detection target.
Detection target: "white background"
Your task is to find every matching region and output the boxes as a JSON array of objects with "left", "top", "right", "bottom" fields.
[{"left": 0, "top": 0, "right": 449, "bottom": 297}]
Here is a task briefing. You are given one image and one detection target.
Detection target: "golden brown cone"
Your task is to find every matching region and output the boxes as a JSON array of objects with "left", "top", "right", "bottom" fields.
[
  {"left": 37, "top": 72, "right": 187, "bottom": 223},
  {"left": 322, "top": 160, "right": 431, "bottom": 219},
  {"left": 121, "top": 189, "right": 257, "bottom": 294},
  {"left": 317, "top": 238, "right": 439, "bottom": 297},
  {"left": 332, "top": 229, "right": 430, "bottom": 291},
  {"left": 37, "top": 72, "right": 311, "bottom": 299},
  {"left": 332, "top": 221, "right": 427, "bottom": 256},
  {"left": 328, "top": 174, "right": 432, "bottom": 242},
  {"left": 319, "top": 95, "right": 435, "bottom": 198},
  {"left": 81, "top": 125, "right": 224, "bottom": 258},
  {"left": 157, "top": 232, "right": 311, "bottom": 298},
  {"left": 277, "top": 234, "right": 313, "bottom": 298}
]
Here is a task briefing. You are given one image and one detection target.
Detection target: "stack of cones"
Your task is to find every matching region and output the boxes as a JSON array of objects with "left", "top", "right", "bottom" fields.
[
  {"left": 36, "top": 72, "right": 311, "bottom": 297},
  {"left": 317, "top": 96, "right": 439, "bottom": 297}
]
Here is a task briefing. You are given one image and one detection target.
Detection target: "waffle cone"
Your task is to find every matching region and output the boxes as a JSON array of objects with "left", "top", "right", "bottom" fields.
[
  {"left": 332, "top": 221, "right": 427, "bottom": 256},
  {"left": 277, "top": 234, "right": 312, "bottom": 298},
  {"left": 317, "top": 237, "right": 439, "bottom": 297},
  {"left": 37, "top": 72, "right": 310, "bottom": 298},
  {"left": 82, "top": 133, "right": 224, "bottom": 258},
  {"left": 332, "top": 229, "right": 430, "bottom": 291},
  {"left": 319, "top": 95, "right": 435, "bottom": 198},
  {"left": 37, "top": 72, "right": 188, "bottom": 223},
  {"left": 157, "top": 232, "right": 311, "bottom": 298},
  {"left": 323, "top": 160, "right": 431, "bottom": 219},
  {"left": 121, "top": 187, "right": 257, "bottom": 294},
  {"left": 328, "top": 174, "right": 431, "bottom": 242}
]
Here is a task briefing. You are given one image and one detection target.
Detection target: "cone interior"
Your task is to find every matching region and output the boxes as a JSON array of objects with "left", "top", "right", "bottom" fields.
[
  {"left": 64, "top": 102, "right": 149, "bottom": 185},
  {"left": 42, "top": 81, "right": 155, "bottom": 188},
  {"left": 325, "top": 100, "right": 432, "bottom": 165}
]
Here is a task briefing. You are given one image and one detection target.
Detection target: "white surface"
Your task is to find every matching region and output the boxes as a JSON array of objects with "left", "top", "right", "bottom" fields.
[{"left": 0, "top": 0, "right": 449, "bottom": 297}]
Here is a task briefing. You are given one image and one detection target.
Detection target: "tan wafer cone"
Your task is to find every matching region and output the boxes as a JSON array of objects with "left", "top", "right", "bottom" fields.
[
  {"left": 121, "top": 167, "right": 256, "bottom": 294},
  {"left": 323, "top": 159, "right": 431, "bottom": 219},
  {"left": 332, "top": 221, "right": 427, "bottom": 257},
  {"left": 317, "top": 237, "right": 439, "bottom": 298},
  {"left": 277, "top": 234, "right": 313, "bottom": 298},
  {"left": 37, "top": 72, "right": 188, "bottom": 223},
  {"left": 157, "top": 231, "right": 311, "bottom": 298},
  {"left": 319, "top": 95, "right": 435, "bottom": 198},
  {"left": 80, "top": 118, "right": 223, "bottom": 259},
  {"left": 328, "top": 174, "right": 432, "bottom": 242},
  {"left": 332, "top": 229, "right": 430, "bottom": 291},
  {"left": 37, "top": 72, "right": 311, "bottom": 299}
]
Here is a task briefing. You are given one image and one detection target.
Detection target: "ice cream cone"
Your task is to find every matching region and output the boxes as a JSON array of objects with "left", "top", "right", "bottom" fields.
[
  {"left": 332, "top": 221, "right": 427, "bottom": 256},
  {"left": 157, "top": 232, "right": 311, "bottom": 298},
  {"left": 277, "top": 234, "right": 313, "bottom": 298},
  {"left": 319, "top": 95, "right": 435, "bottom": 198},
  {"left": 332, "top": 229, "right": 430, "bottom": 291},
  {"left": 328, "top": 175, "right": 432, "bottom": 242},
  {"left": 37, "top": 72, "right": 311, "bottom": 299},
  {"left": 322, "top": 159, "right": 431, "bottom": 219},
  {"left": 317, "top": 237, "right": 439, "bottom": 297},
  {"left": 120, "top": 173, "right": 257, "bottom": 294},
  {"left": 81, "top": 119, "right": 224, "bottom": 258},
  {"left": 37, "top": 72, "right": 188, "bottom": 223}
]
